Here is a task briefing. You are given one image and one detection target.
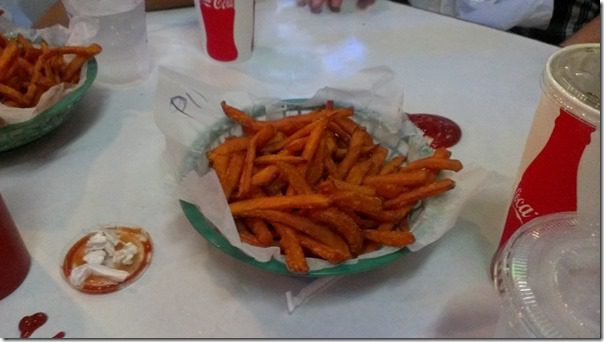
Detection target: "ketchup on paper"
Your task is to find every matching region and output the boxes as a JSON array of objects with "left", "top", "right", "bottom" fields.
[{"left": 408, "top": 113, "right": 462, "bottom": 148}]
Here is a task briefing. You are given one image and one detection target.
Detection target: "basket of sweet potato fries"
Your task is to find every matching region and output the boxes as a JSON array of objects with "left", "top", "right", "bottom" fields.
[
  {"left": 180, "top": 98, "right": 463, "bottom": 276},
  {"left": 0, "top": 33, "right": 101, "bottom": 152}
]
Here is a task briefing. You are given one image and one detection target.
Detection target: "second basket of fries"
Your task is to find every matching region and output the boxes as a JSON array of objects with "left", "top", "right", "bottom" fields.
[
  {"left": 0, "top": 32, "right": 101, "bottom": 152},
  {"left": 174, "top": 86, "right": 474, "bottom": 276}
]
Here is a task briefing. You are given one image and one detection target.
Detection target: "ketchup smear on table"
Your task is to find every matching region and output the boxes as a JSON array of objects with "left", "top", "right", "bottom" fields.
[
  {"left": 19, "top": 312, "right": 65, "bottom": 338},
  {"left": 407, "top": 113, "right": 462, "bottom": 148}
]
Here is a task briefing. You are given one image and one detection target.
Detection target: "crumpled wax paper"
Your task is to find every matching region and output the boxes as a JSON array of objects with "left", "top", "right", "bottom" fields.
[
  {"left": 153, "top": 66, "right": 489, "bottom": 270},
  {"left": 0, "top": 18, "right": 92, "bottom": 125}
]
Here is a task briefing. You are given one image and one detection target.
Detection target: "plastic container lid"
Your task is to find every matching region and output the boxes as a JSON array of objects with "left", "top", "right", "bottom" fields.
[
  {"left": 543, "top": 44, "right": 600, "bottom": 126},
  {"left": 493, "top": 212, "right": 601, "bottom": 338}
]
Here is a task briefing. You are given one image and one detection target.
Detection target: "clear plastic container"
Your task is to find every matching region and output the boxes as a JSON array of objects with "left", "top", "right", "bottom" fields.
[{"left": 492, "top": 212, "right": 601, "bottom": 338}]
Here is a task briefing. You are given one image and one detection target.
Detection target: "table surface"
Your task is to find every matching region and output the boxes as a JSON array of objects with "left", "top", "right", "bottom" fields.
[{"left": 0, "top": 0, "right": 560, "bottom": 338}]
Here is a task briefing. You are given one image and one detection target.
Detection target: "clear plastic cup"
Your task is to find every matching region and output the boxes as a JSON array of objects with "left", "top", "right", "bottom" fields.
[
  {"left": 492, "top": 212, "right": 601, "bottom": 338},
  {"left": 62, "top": 0, "right": 150, "bottom": 86}
]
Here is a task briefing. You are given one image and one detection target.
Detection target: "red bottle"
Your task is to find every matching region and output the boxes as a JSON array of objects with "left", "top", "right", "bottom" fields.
[{"left": 0, "top": 194, "right": 31, "bottom": 300}]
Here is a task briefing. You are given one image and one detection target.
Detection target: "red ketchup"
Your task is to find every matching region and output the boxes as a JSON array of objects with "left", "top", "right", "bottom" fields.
[
  {"left": 0, "top": 194, "right": 31, "bottom": 300},
  {"left": 408, "top": 113, "right": 462, "bottom": 148},
  {"left": 18, "top": 312, "right": 65, "bottom": 338}
]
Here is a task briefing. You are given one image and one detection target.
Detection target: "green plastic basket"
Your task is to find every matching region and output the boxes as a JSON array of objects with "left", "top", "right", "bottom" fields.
[
  {"left": 0, "top": 58, "right": 97, "bottom": 152},
  {"left": 179, "top": 99, "right": 435, "bottom": 277}
]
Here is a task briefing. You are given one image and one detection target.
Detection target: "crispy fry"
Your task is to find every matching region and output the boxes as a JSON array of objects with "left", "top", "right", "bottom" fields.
[
  {"left": 363, "top": 205, "right": 414, "bottom": 223},
  {"left": 308, "top": 207, "right": 363, "bottom": 255},
  {"left": 209, "top": 136, "right": 249, "bottom": 157},
  {"left": 345, "top": 159, "right": 373, "bottom": 185},
  {"left": 245, "top": 218, "right": 274, "bottom": 246},
  {"left": 329, "top": 190, "right": 383, "bottom": 215},
  {"left": 297, "top": 234, "right": 349, "bottom": 264},
  {"left": 402, "top": 156, "right": 463, "bottom": 172},
  {"left": 305, "top": 136, "right": 328, "bottom": 186},
  {"left": 384, "top": 178, "right": 456, "bottom": 209},
  {"left": 235, "top": 220, "right": 263, "bottom": 247},
  {"left": 220, "top": 100, "right": 260, "bottom": 133},
  {"left": 363, "top": 230, "right": 415, "bottom": 247},
  {"left": 272, "top": 223, "right": 309, "bottom": 273},
  {"left": 238, "top": 210, "right": 351, "bottom": 258},
  {"left": 317, "top": 177, "right": 376, "bottom": 196},
  {"left": 275, "top": 161, "right": 312, "bottom": 195},
  {"left": 238, "top": 125, "right": 276, "bottom": 197},
  {"left": 363, "top": 170, "right": 430, "bottom": 187},
  {"left": 0, "top": 41, "right": 19, "bottom": 81},
  {"left": 378, "top": 156, "right": 406, "bottom": 175},
  {"left": 254, "top": 155, "right": 306, "bottom": 165},
  {"left": 229, "top": 194, "right": 332, "bottom": 214},
  {"left": 251, "top": 165, "right": 279, "bottom": 187},
  {"left": 302, "top": 117, "right": 328, "bottom": 162},
  {"left": 367, "top": 146, "right": 389, "bottom": 176},
  {"left": 222, "top": 152, "right": 246, "bottom": 199},
  {"left": 337, "top": 128, "right": 366, "bottom": 179}
]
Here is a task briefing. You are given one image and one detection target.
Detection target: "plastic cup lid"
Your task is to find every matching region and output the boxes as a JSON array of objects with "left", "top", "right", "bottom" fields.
[
  {"left": 543, "top": 44, "right": 600, "bottom": 126},
  {"left": 494, "top": 212, "right": 601, "bottom": 338}
]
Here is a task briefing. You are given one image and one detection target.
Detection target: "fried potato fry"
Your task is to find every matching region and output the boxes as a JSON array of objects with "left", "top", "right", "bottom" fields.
[
  {"left": 363, "top": 230, "right": 415, "bottom": 247},
  {"left": 308, "top": 207, "right": 363, "bottom": 255},
  {"left": 244, "top": 218, "right": 274, "bottom": 247},
  {"left": 254, "top": 155, "right": 306, "bottom": 165},
  {"left": 384, "top": 178, "right": 456, "bottom": 209},
  {"left": 378, "top": 156, "right": 406, "bottom": 175},
  {"left": 317, "top": 177, "right": 377, "bottom": 196},
  {"left": 238, "top": 125, "right": 276, "bottom": 196},
  {"left": 222, "top": 152, "right": 246, "bottom": 199},
  {"left": 251, "top": 165, "right": 280, "bottom": 187},
  {"left": 402, "top": 156, "right": 463, "bottom": 172},
  {"left": 272, "top": 223, "right": 309, "bottom": 273},
  {"left": 237, "top": 209, "right": 351, "bottom": 258},
  {"left": 363, "top": 170, "right": 430, "bottom": 187},
  {"left": 297, "top": 234, "right": 349, "bottom": 264},
  {"left": 229, "top": 194, "right": 332, "bottom": 214},
  {"left": 328, "top": 190, "right": 383, "bottom": 215},
  {"left": 337, "top": 128, "right": 366, "bottom": 179}
]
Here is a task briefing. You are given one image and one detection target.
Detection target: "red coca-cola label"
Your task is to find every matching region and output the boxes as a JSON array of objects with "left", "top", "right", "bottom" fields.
[
  {"left": 499, "top": 108, "right": 595, "bottom": 247},
  {"left": 200, "top": 0, "right": 238, "bottom": 61}
]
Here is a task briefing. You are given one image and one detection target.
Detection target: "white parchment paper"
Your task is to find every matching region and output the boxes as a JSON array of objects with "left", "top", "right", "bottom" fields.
[{"left": 153, "top": 66, "right": 489, "bottom": 271}]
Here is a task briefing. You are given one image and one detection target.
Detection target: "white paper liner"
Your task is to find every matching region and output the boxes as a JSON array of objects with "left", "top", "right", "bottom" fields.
[
  {"left": 154, "top": 66, "right": 490, "bottom": 272},
  {"left": 0, "top": 20, "right": 92, "bottom": 125}
]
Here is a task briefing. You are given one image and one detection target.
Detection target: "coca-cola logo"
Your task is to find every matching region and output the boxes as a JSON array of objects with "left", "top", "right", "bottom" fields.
[
  {"left": 201, "top": 0, "right": 234, "bottom": 9},
  {"left": 511, "top": 188, "right": 539, "bottom": 224}
]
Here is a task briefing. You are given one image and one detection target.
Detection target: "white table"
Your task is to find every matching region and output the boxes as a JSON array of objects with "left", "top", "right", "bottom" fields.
[{"left": 0, "top": 0, "right": 559, "bottom": 338}]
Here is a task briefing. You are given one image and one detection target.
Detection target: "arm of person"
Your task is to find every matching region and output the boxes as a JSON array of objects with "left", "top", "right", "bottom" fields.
[{"left": 561, "top": 15, "right": 600, "bottom": 46}]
